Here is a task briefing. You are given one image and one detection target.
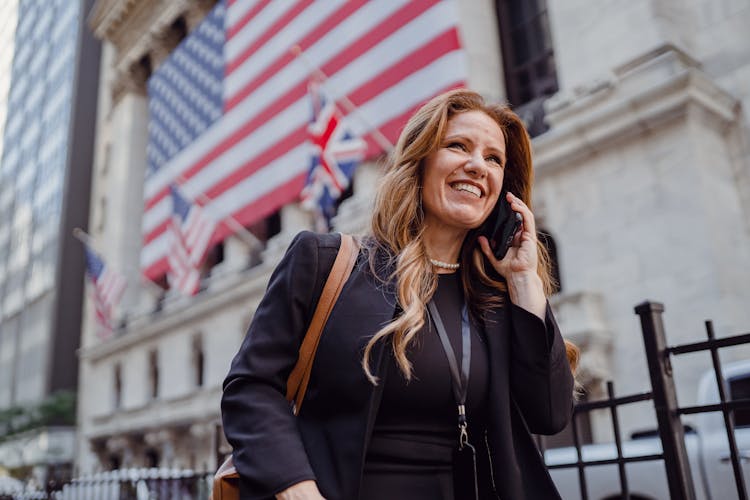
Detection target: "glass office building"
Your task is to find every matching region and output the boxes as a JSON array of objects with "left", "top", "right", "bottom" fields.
[{"left": 0, "top": 0, "right": 100, "bottom": 483}]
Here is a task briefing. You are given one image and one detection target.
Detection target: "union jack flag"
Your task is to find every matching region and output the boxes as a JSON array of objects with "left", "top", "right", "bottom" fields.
[
  {"left": 143, "top": 0, "right": 467, "bottom": 280},
  {"left": 84, "top": 244, "right": 127, "bottom": 339},
  {"left": 300, "top": 80, "right": 366, "bottom": 230},
  {"left": 167, "top": 185, "right": 217, "bottom": 296}
]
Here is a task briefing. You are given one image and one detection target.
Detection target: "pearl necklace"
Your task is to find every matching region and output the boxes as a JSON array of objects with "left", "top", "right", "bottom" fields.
[{"left": 429, "top": 258, "right": 460, "bottom": 270}]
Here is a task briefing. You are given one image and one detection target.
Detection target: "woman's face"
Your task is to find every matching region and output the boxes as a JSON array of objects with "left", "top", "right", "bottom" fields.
[{"left": 421, "top": 110, "right": 506, "bottom": 234}]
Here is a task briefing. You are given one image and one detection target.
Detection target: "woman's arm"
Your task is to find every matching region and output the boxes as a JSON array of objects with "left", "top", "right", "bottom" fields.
[
  {"left": 479, "top": 192, "right": 574, "bottom": 434},
  {"left": 506, "top": 302, "right": 574, "bottom": 434},
  {"left": 221, "top": 231, "right": 339, "bottom": 498}
]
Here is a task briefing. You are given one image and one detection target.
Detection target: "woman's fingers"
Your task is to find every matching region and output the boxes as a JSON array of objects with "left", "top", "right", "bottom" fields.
[{"left": 507, "top": 192, "right": 536, "bottom": 240}]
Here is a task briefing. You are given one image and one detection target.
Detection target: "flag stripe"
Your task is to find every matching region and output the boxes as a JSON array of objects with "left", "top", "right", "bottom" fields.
[
  {"left": 225, "top": 0, "right": 296, "bottom": 68},
  {"left": 225, "top": 0, "right": 351, "bottom": 101},
  {"left": 225, "top": 0, "right": 313, "bottom": 76},
  {"left": 224, "top": 1, "right": 365, "bottom": 112},
  {"left": 226, "top": 0, "right": 266, "bottom": 41}
]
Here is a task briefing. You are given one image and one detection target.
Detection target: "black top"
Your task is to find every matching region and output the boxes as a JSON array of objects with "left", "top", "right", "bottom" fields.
[{"left": 363, "top": 272, "right": 490, "bottom": 477}]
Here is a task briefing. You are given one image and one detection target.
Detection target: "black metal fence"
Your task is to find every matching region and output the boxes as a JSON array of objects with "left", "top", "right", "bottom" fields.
[{"left": 543, "top": 300, "right": 750, "bottom": 500}]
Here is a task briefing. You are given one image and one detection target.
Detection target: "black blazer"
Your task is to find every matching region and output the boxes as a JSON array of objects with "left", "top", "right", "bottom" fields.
[{"left": 222, "top": 231, "right": 574, "bottom": 500}]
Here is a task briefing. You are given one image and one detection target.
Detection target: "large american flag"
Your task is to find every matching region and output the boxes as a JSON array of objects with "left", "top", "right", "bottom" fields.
[
  {"left": 84, "top": 245, "right": 127, "bottom": 339},
  {"left": 143, "top": 0, "right": 468, "bottom": 280}
]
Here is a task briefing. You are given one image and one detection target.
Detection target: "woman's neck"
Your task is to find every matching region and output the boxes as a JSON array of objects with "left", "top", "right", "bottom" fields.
[{"left": 422, "top": 223, "right": 467, "bottom": 270}]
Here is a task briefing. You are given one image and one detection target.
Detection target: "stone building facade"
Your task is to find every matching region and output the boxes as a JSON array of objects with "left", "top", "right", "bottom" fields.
[{"left": 77, "top": 0, "right": 750, "bottom": 474}]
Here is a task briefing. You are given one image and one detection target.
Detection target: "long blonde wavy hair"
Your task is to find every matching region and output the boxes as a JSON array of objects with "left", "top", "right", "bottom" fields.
[{"left": 361, "top": 89, "right": 579, "bottom": 384}]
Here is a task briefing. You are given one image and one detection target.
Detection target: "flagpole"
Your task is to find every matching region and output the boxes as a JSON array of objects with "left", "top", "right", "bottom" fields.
[
  {"left": 290, "top": 45, "right": 395, "bottom": 153},
  {"left": 73, "top": 228, "right": 166, "bottom": 297},
  {"left": 174, "top": 175, "right": 264, "bottom": 252}
]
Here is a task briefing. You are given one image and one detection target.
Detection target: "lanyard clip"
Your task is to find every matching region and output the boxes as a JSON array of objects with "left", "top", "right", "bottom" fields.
[
  {"left": 458, "top": 404, "right": 469, "bottom": 449},
  {"left": 459, "top": 422, "right": 469, "bottom": 449}
]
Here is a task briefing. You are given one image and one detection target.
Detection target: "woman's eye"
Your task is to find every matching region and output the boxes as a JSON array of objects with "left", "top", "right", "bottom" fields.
[
  {"left": 486, "top": 155, "right": 502, "bottom": 166},
  {"left": 446, "top": 142, "right": 466, "bottom": 151}
]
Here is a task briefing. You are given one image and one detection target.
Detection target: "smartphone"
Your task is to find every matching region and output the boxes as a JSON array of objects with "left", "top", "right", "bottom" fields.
[{"left": 481, "top": 192, "right": 523, "bottom": 260}]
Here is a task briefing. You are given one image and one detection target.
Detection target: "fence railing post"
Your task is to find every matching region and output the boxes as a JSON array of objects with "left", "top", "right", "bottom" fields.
[{"left": 635, "top": 301, "right": 696, "bottom": 500}]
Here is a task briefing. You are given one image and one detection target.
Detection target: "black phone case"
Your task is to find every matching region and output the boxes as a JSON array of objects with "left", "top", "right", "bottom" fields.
[{"left": 482, "top": 194, "right": 522, "bottom": 260}]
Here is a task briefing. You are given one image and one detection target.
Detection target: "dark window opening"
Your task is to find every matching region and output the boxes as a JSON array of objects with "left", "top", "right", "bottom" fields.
[
  {"left": 192, "top": 335, "right": 205, "bottom": 388},
  {"left": 148, "top": 350, "right": 159, "bottom": 400},
  {"left": 247, "top": 210, "right": 282, "bottom": 243},
  {"left": 108, "top": 454, "right": 121, "bottom": 471},
  {"left": 496, "top": 0, "right": 559, "bottom": 136},
  {"left": 113, "top": 364, "right": 122, "bottom": 410},
  {"left": 202, "top": 241, "right": 225, "bottom": 279}
]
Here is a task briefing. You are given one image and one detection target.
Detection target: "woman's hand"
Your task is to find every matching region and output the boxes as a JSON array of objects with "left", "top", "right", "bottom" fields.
[
  {"left": 276, "top": 480, "right": 326, "bottom": 499},
  {"left": 478, "top": 191, "right": 546, "bottom": 319}
]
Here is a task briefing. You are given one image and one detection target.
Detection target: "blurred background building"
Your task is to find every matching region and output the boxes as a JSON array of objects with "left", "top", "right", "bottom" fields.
[
  {"left": 0, "top": 0, "right": 100, "bottom": 488},
  {"left": 75, "top": 0, "right": 750, "bottom": 477}
]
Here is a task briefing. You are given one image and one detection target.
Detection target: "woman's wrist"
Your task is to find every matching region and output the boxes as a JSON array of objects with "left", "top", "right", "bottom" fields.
[
  {"left": 275, "top": 480, "right": 325, "bottom": 499},
  {"left": 506, "top": 271, "right": 546, "bottom": 320}
]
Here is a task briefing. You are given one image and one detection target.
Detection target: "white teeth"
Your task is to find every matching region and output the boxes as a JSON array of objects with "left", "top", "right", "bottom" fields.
[{"left": 451, "top": 182, "right": 482, "bottom": 198}]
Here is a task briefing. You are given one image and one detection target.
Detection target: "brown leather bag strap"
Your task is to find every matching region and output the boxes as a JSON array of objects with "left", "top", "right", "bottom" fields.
[{"left": 285, "top": 233, "right": 359, "bottom": 414}]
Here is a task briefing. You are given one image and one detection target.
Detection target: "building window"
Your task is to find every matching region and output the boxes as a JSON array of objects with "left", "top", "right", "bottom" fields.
[
  {"left": 496, "top": 0, "right": 559, "bottom": 136},
  {"left": 192, "top": 334, "right": 204, "bottom": 388},
  {"left": 247, "top": 210, "right": 281, "bottom": 244},
  {"left": 113, "top": 363, "right": 122, "bottom": 410},
  {"left": 148, "top": 349, "right": 159, "bottom": 399}
]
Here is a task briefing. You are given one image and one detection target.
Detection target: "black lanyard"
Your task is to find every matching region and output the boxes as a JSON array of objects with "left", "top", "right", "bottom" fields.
[{"left": 427, "top": 300, "right": 472, "bottom": 449}]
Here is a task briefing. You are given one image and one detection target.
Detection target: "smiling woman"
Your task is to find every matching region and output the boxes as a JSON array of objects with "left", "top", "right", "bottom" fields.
[{"left": 221, "top": 89, "right": 579, "bottom": 500}]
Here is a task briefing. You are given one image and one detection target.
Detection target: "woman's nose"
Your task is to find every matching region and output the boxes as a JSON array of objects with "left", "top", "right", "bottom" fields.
[{"left": 464, "top": 153, "right": 487, "bottom": 177}]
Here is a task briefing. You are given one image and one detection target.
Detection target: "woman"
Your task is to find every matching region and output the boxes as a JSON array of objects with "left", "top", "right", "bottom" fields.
[{"left": 222, "top": 89, "right": 578, "bottom": 500}]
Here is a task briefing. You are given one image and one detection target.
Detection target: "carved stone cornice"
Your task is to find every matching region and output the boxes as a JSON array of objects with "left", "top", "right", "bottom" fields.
[
  {"left": 89, "top": 0, "right": 140, "bottom": 41},
  {"left": 90, "top": 0, "right": 212, "bottom": 103},
  {"left": 533, "top": 44, "right": 740, "bottom": 176}
]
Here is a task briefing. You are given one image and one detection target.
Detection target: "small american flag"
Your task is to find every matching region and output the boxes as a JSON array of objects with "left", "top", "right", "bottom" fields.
[
  {"left": 84, "top": 245, "right": 127, "bottom": 339},
  {"left": 300, "top": 80, "right": 366, "bottom": 230},
  {"left": 167, "top": 185, "right": 217, "bottom": 296},
  {"left": 143, "top": 0, "right": 467, "bottom": 280}
]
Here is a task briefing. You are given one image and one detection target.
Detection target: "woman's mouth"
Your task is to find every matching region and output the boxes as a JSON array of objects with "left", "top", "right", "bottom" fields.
[{"left": 450, "top": 182, "right": 482, "bottom": 198}]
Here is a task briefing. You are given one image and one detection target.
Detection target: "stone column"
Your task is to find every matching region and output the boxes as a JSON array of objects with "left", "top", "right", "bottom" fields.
[{"left": 107, "top": 58, "right": 151, "bottom": 315}]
